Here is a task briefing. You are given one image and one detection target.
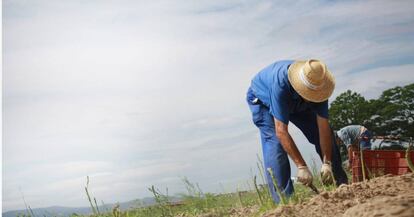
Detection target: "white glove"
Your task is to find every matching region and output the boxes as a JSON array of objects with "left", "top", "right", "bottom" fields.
[
  {"left": 297, "top": 166, "right": 313, "bottom": 186},
  {"left": 320, "top": 161, "right": 334, "bottom": 185}
]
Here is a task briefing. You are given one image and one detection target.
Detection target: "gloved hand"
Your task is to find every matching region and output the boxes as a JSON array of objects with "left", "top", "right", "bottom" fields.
[
  {"left": 320, "top": 161, "right": 334, "bottom": 185},
  {"left": 297, "top": 166, "right": 313, "bottom": 186}
]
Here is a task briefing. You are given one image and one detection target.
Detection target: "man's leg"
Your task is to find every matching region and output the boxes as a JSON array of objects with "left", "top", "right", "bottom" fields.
[
  {"left": 290, "top": 111, "right": 348, "bottom": 185},
  {"left": 246, "top": 96, "right": 293, "bottom": 203},
  {"left": 259, "top": 109, "right": 294, "bottom": 203}
]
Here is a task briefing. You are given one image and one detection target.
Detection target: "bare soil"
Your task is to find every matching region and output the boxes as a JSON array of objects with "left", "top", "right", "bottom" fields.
[{"left": 263, "top": 173, "right": 414, "bottom": 217}]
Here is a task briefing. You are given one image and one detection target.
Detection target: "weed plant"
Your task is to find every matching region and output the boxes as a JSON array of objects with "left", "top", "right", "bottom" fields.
[{"left": 13, "top": 157, "right": 339, "bottom": 217}]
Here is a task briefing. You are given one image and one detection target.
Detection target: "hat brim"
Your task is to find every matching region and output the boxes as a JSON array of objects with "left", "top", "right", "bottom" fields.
[{"left": 288, "top": 60, "right": 335, "bottom": 103}]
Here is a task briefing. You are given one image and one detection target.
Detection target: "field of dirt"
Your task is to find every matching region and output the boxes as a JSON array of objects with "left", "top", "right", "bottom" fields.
[{"left": 263, "top": 173, "right": 414, "bottom": 217}]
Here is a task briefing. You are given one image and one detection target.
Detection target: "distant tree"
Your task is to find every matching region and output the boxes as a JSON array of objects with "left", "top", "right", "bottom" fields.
[
  {"left": 329, "top": 90, "right": 369, "bottom": 130},
  {"left": 372, "top": 83, "right": 414, "bottom": 137},
  {"left": 329, "top": 83, "right": 414, "bottom": 138}
]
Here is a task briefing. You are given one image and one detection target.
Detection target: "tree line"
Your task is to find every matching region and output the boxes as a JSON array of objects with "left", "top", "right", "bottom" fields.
[{"left": 329, "top": 83, "right": 414, "bottom": 138}]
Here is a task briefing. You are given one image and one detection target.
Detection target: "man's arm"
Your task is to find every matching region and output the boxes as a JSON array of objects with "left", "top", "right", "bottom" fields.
[
  {"left": 274, "top": 118, "right": 306, "bottom": 167},
  {"left": 316, "top": 115, "right": 332, "bottom": 163}
]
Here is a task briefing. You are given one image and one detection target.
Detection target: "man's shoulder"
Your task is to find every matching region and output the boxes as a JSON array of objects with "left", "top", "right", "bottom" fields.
[{"left": 252, "top": 60, "right": 293, "bottom": 86}]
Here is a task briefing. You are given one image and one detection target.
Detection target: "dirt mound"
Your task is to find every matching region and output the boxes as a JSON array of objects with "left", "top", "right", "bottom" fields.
[
  {"left": 263, "top": 173, "right": 414, "bottom": 217},
  {"left": 343, "top": 194, "right": 414, "bottom": 217}
]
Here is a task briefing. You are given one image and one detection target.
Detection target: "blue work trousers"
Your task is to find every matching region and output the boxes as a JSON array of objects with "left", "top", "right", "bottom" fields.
[{"left": 246, "top": 88, "right": 348, "bottom": 203}]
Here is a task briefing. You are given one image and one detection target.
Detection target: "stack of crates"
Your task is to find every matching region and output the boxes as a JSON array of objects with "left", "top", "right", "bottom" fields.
[{"left": 351, "top": 150, "right": 414, "bottom": 182}]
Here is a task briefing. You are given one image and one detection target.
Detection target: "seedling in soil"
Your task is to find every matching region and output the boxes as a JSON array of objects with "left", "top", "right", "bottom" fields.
[{"left": 267, "top": 168, "right": 287, "bottom": 205}]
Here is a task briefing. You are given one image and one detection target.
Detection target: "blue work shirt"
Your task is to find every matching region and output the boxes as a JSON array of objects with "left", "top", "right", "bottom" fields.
[{"left": 250, "top": 60, "right": 329, "bottom": 124}]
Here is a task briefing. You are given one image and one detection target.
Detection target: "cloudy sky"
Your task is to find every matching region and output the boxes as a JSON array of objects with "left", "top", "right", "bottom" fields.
[{"left": 3, "top": 0, "right": 414, "bottom": 211}]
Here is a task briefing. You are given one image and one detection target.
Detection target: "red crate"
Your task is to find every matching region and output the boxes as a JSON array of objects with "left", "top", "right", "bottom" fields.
[{"left": 351, "top": 150, "right": 414, "bottom": 183}]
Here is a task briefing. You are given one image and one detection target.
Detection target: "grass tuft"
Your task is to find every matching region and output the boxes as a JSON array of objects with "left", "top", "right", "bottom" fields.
[{"left": 78, "top": 156, "right": 341, "bottom": 217}]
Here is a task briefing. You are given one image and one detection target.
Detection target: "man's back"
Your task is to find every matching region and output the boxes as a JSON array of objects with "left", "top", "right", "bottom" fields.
[
  {"left": 337, "top": 125, "right": 362, "bottom": 147},
  {"left": 250, "top": 60, "right": 293, "bottom": 108},
  {"left": 249, "top": 60, "right": 328, "bottom": 124}
]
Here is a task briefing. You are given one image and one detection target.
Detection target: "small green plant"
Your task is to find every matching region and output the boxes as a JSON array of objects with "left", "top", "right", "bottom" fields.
[
  {"left": 75, "top": 156, "right": 344, "bottom": 217},
  {"left": 19, "top": 188, "right": 36, "bottom": 217},
  {"left": 28, "top": 206, "right": 36, "bottom": 217},
  {"left": 253, "top": 175, "right": 264, "bottom": 206},
  {"left": 310, "top": 158, "right": 321, "bottom": 186},
  {"left": 112, "top": 204, "right": 121, "bottom": 217},
  {"left": 256, "top": 154, "right": 271, "bottom": 201},
  {"left": 309, "top": 158, "right": 336, "bottom": 192},
  {"left": 148, "top": 185, "right": 172, "bottom": 217},
  {"left": 180, "top": 177, "right": 217, "bottom": 215},
  {"left": 266, "top": 168, "right": 287, "bottom": 205},
  {"left": 236, "top": 186, "right": 244, "bottom": 208},
  {"left": 182, "top": 177, "right": 203, "bottom": 198},
  {"left": 85, "top": 176, "right": 100, "bottom": 216}
]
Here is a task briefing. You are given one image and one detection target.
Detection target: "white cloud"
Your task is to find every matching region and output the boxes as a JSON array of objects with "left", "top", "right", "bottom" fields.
[{"left": 335, "top": 64, "right": 414, "bottom": 99}]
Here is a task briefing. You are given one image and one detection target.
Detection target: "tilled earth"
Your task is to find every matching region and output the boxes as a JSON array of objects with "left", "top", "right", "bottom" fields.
[{"left": 263, "top": 173, "right": 414, "bottom": 217}]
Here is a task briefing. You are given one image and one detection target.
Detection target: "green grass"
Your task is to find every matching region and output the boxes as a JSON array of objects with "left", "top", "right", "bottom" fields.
[
  {"left": 70, "top": 157, "right": 339, "bottom": 217},
  {"left": 90, "top": 183, "right": 315, "bottom": 217},
  {"left": 17, "top": 156, "right": 342, "bottom": 217}
]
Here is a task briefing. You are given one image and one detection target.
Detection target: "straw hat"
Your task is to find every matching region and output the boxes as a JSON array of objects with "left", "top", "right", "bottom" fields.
[{"left": 288, "top": 59, "right": 335, "bottom": 102}]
